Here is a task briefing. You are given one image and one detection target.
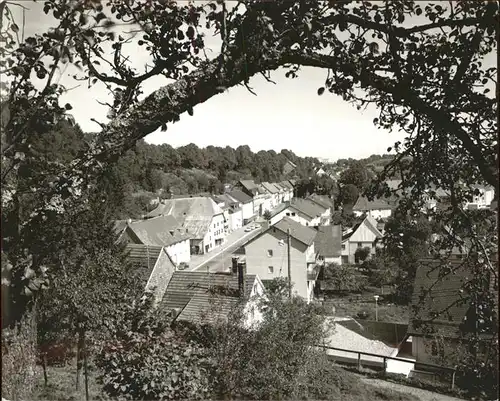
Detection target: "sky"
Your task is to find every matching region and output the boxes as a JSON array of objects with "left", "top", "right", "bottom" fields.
[{"left": 6, "top": 1, "right": 488, "bottom": 162}]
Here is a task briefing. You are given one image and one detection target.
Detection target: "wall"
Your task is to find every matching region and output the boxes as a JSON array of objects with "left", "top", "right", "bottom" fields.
[
  {"left": 354, "top": 209, "right": 392, "bottom": 220},
  {"left": 229, "top": 209, "right": 243, "bottom": 231},
  {"left": 281, "top": 207, "right": 319, "bottom": 227},
  {"left": 166, "top": 239, "right": 191, "bottom": 265},
  {"left": 325, "top": 255, "right": 342, "bottom": 265},
  {"left": 241, "top": 201, "right": 254, "bottom": 222},
  {"left": 346, "top": 221, "right": 380, "bottom": 263},
  {"left": 244, "top": 230, "right": 309, "bottom": 299},
  {"left": 145, "top": 250, "right": 175, "bottom": 306}
]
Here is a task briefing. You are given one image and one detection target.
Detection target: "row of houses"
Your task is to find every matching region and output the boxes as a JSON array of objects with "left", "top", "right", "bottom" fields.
[{"left": 352, "top": 180, "right": 495, "bottom": 220}]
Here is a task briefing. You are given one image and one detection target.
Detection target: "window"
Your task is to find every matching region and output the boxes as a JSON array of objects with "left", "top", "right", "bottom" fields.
[
  {"left": 291, "top": 212, "right": 296, "bottom": 216},
  {"left": 306, "top": 222, "right": 309, "bottom": 226},
  {"left": 267, "top": 249, "right": 273, "bottom": 257},
  {"left": 268, "top": 266, "right": 274, "bottom": 274},
  {"left": 341, "top": 244, "right": 346, "bottom": 251},
  {"left": 286, "top": 212, "right": 290, "bottom": 216},
  {"left": 357, "top": 242, "right": 363, "bottom": 248}
]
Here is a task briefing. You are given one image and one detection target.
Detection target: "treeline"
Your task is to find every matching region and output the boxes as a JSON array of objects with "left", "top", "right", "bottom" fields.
[{"left": 32, "top": 122, "right": 320, "bottom": 218}]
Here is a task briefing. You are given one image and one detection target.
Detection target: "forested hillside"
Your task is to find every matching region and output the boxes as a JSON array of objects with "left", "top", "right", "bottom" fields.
[{"left": 38, "top": 122, "right": 320, "bottom": 218}]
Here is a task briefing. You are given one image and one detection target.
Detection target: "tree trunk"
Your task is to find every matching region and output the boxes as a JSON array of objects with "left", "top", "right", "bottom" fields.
[
  {"left": 75, "top": 327, "right": 84, "bottom": 390},
  {"left": 42, "top": 353, "right": 48, "bottom": 387}
]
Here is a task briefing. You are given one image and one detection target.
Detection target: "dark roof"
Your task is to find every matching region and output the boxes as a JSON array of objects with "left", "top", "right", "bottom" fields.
[
  {"left": 228, "top": 189, "right": 253, "bottom": 204},
  {"left": 353, "top": 196, "right": 398, "bottom": 211},
  {"left": 125, "top": 244, "right": 164, "bottom": 285},
  {"left": 279, "top": 181, "right": 294, "bottom": 190},
  {"left": 290, "top": 198, "right": 325, "bottom": 218},
  {"left": 261, "top": 182, "right": 280, "bottom": 194},
  {"left": 408, "top": 257, "right": 497, "bottom": 339},
  {"left": 126, "top": 215, "right": 190, "bottom": 246},
  {"left": 314, "top": 225, "right": 342, "bottom": 257},
  {"left": 273, "top": 217, "right": 317, "bottom": 246},
  {"left": 159, "top": 271, "right": 258, "bottom": 324},
  {"left": 342, "top": 215, "right": 383, "bottom": 241},
  {"left": 238, "top": 180, "right": 258, "bottom": 193},
  {"left": 307, "top": 194, "right": 333, "bottom": 210}
]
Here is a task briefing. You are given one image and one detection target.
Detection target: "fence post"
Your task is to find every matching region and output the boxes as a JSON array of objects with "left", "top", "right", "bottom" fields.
[
  {"left": 383, "top": 357, "right": 386, "bottom": 377},
  {"left": 451, "top": 369, "right": 456, "bottom": 390},
  {"left": 357, "top": 353, "right": 361, "bottom": 371}
]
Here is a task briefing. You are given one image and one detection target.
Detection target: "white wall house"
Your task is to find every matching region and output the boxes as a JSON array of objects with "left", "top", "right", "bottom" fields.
[
  {"left": 229, "top": 190, "right": 255, "bottom": 224},
  {"left": 244, "top": 217, "right": 318, "bottom": 303},
  {"left": 465, "top": 185, "right": 495, "bottom": 210},
  {"left": 229, "top": 208, "right": 243, "bottom": 231},
  {"left": 341, "top": 214, "right": 383, "bottom": 264},
  {"left": 353, "top": 196, "right": 396, "bottom": 220}
]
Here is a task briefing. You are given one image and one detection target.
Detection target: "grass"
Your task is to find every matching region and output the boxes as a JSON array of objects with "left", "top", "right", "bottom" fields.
[
  {"left": 32, "top": 364, "right": 108, "bottom": 401},
  {"left": 324, "top": 288, "right": 410, "bottom": 323},
  {"left": 30, "top": 364, "right": 418, "bottom": 401}
]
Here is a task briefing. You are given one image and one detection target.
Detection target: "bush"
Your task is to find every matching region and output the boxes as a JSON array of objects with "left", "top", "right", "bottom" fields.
[{"left": 96, "top": 295, "right": 213, "bottom": 400}]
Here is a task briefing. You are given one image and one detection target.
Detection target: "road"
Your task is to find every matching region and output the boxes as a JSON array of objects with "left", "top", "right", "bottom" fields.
[{"left": 187, "top": 225, "right": 263, "bottom": 273}]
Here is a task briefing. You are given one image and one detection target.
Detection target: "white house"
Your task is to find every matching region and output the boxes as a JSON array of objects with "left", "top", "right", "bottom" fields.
[
  {"left": 244, "top": 217, "right": 319, "bottom": 303},
  {"left": 147, "top": 197, "right": 227, "bottom": 255},
  {"left": 119, "top": 215, "right": 191, "bottom": 266},
  {"left": 270, "top": 198, "right": 325, "bottom": 227},
  {"left": 353, "top": 196, "right": 397, "bottom": 220},
  {"left": 465, "top": 185, "right": 495, "bottom": 210},
  {"left": 341, "top": 214, "right": 383, "bottom": 264},
  {"left": 228, "top": 189, "right": 255, "bottom": 224},
  {"left": 229, "top": 208, "right": 243, "bottom": 231},
  {"left": 260, "top": 182, "right": 281, "bottom": 208},
  {"left": 279, "top": 181, "right": 294, "bottom": 202}
]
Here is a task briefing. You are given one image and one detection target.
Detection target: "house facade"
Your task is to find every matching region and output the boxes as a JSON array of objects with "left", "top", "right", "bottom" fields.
[
  {"left": 407, "top": 257, "right": 497, "bottom": 367},
  {"left": 465, "top": 185, "right": 495, "bottom": 210},
  {"left": 228, "top": 189, "right": 255, "bottom": 224},
  {"left": 147, "top": 197, "right": 227, "bottom": 255},
  {"left": 119, "top": 216, "right": 192, "bottom": 266},
  {"left": 244, "top": 217, "right": 318, "bottom": 302},
  {"left": 315, "top": 225, "right": 342, "bottom": 265},
  {"left": 271, "top": 198, "right": 325, "bottom": 227},
  {"left": 229, "top": 208, "right": 243, "bottom": 231},
  {"left": 341, "top": 214, "right": 383, "bottom": 264},
  {"left": 353, "top": 196, "right": 397, "bottom": 220}
]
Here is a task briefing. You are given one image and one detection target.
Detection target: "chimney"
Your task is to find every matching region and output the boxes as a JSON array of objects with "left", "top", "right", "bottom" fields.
[
  {"left": 231, "top": 256, "right": 239, "bottom": 274},
  {"left": 237, "top": 260, "right": 246, "bottom": 297}
]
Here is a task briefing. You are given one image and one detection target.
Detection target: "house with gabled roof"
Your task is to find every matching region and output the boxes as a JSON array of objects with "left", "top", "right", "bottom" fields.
[
  {"left": 147, "top": 197, "right": 227, "bottom": 255},
  {"left": 407, "top": 256, "right": 497, "bottom": 367},
  {"left": 279, "top": 180, "right": 294, "bottom": 202},
  {"left": 121, "top": 215, "right": 192, "bottom": 266},
  {"left": 306, "top": 194, "right": 333, "bottom": 224},
  {"left": 353, "top": 195, "right": 398, "bottom": 220},
  {"left": 314, "top": 225, "right": 342, "bottom": 265},
  {"left": 228, "top": 189, "right": 255, "bottom": 224},
  {"left": 260, "top": 182, "right": 281, "bottom": 208},
  {"left": 125, "top": 244, "right": 177, "bottom": 305},
  {"left": 283, "top": 159, "right": 297, "bottom": 176},
  {"left": 270, "top": 198, "right": 326, "bottom": 227},
  {"left": 341, "top": 214, "right": 383, "bottom": 264},
  {"left": 159, "top": 259, "right": 266, "bottom": 328},
  {"left": 244, "top": 217, "right": 319, "bottom": 302},
  {"left": 234, "top": 179, "right": 259, "bottom": 198}
]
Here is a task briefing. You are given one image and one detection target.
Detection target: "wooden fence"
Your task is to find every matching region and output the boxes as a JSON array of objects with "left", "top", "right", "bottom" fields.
[{"left": 316, "top": 345, "right": 458, "bottom": 390}]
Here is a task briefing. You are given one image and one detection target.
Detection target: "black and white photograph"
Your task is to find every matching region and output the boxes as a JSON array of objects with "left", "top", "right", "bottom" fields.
[{"left": 1, "top": 1, "right": 498, "bottom": 400}]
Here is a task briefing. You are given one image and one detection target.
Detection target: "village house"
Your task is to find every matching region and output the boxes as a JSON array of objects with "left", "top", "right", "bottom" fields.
[
  {"left": 353, "top": 195, "right": 398, "bottom": 220},
  {"left": 314, "top": 225, "right": 342, "bottom": 265},
  {"left": 341, "top": 214, "right": 383, "bottom": 264},
  {"left": 283, "top": 159, "right": 297, "bottom": 176},
  {"left": 306, "top": 194, "right": 333, "bottom": 224},
  {"left": 116, "top": 216, "right": 191, "bottom": 266},
  {"left": 407, "top": 256, "right": 497, "bottom": 367},
  {"left": 125, "top": 243, "right": 177, "bottom": 305},
  {"left": 228, "top": 189, "right": 255, "bottom": 224},
  {"left": 465, "top": 184, "right": 495, "bottom": 210},
  {"left": 212, "top": 193, "right": 244, "bottom": 233},
  {"left": 244, "top": 217, "right": 319, "bottom": 303},
  {"left": 260, "top": 182, "right": 281, "bottom": 208},
  {"left": 234, "top": 179, "right": 260, "bottom": 198},
  {"left": 147, "top": 197, "right": 227, "bottom": 255},
  {"left": 279, "top": 180, "right": 294, "bottom": 202},
  {"left": 270, "top": 198, "right": 326, "bottom": 227},
  {"left": 158, "top": 259, "right": 266, "bottom": 328}
]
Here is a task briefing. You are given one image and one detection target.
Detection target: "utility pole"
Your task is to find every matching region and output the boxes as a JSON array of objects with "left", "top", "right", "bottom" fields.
[
  {"left": 287, "top": 228, "right": 292, "bottom": 298},
  {"left": 374, "top": 295, "right": 379, "bottom": 321}
]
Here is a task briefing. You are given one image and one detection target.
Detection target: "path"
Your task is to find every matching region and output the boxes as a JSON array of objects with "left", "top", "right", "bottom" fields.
[{"left": 188, "top": 225, "right": 262, "bottom": 272}]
